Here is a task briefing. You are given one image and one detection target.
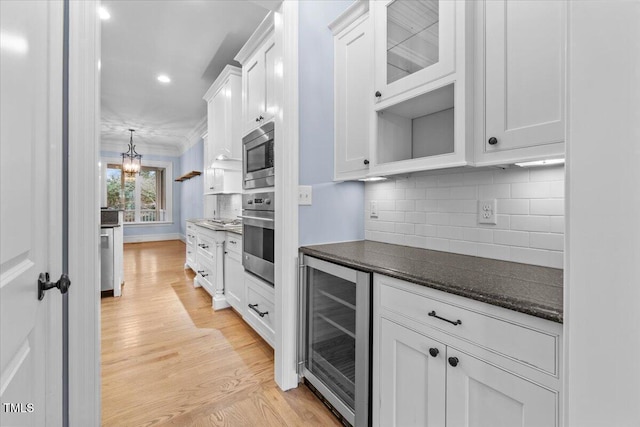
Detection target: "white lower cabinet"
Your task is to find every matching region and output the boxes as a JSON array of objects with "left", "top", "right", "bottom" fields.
[
  {"left": 224, "top": 234, "right": 244, "bottom": 312},
  {"left": 243, "top": 271, "right": 275, "bottom": 348},
  {"left": 373, "top": 274, "right": 561, "bottom": 427}
]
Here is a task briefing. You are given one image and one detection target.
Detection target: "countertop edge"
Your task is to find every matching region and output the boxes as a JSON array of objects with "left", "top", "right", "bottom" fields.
[{"left": 300, "top": 246, "right": 563, "bottom": 324}]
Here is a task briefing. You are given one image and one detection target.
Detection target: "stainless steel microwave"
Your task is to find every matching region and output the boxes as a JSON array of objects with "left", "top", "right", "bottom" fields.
[{"left": 243, "top": 121, "right": 274, "bottom": 189}]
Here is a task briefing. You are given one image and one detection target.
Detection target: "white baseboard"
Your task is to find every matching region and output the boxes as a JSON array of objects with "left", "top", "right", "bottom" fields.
[
  {"left": 179, "top": 234, "right": 186, "bottom": 243},
  {"left": 124, "top": 233, "right": 181, "bottom": 243}
]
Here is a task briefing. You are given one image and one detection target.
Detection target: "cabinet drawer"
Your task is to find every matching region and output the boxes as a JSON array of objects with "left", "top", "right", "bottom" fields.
[
  {"left": 195, "top": 257, "right": 215, "bottom": 297},
  {"left": 225, "top": 234, "right": 242, "bottom": 256},
  {"left": 196, "top": 233, "right": 216, "bottom": 262},
  {"left": 244, "top": 272, "right": 275, "bottom": 347},
  {"left": 378, "top": 279, "right": 558, "bottom": 375}
]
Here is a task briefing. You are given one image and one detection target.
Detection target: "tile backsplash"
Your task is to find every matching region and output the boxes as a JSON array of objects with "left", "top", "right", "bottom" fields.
[
  {"left": 365, "top": 165, "right": 564, "bottom": 269},
  {"left": 204, "top": 194, "right": 242, "bottom": 220}
]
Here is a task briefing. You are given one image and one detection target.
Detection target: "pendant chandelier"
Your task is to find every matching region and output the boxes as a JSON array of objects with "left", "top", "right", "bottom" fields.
[{"left": 121, "top": 129, "right": 142, "bottom": 176}]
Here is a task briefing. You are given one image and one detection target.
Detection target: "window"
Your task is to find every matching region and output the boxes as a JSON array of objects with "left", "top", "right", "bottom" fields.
[{"left": 102, "top": 158, "right": 172, "bottom": 224}]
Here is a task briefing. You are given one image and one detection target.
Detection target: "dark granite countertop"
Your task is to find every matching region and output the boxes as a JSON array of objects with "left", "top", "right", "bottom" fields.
[{"left": 300, "top": 240, "right": 563, "bottom": 323}]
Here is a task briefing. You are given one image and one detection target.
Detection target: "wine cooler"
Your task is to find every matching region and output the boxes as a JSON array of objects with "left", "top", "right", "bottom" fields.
[{"left": 299, "top": 254, "right": 371, "bottom": 427}]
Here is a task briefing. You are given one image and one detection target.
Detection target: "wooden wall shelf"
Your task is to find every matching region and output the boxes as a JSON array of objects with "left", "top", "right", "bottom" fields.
[{"left": 175, "top": 171, "right": 202, "bottom": 182}]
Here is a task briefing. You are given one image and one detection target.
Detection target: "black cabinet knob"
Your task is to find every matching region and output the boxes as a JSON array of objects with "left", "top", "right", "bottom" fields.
[
  {"left": 364, "top": 159, "right": 370, "bottom": 165},
  {"left": 488, "top": 137, "right": 498, "bottom": 145},
  {"left": 259, "top": 115, "right": 264, "bottom": 121},
  {"left": 255, "top": 117, "right": 260, "bottom": 122},
  {"left": 375, "top": 91, "right": 381, "bottom": 98},
  {"left": 448, "top": 357, "right": 459, "bottom": 367},
  {"left": 429, "top": 348, "right": 439, "bottom": 358}
]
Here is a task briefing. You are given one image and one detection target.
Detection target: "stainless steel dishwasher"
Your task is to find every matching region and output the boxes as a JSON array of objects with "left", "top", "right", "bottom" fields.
[{"left": 299, "top": 254, "right": 371, "bottom": 427}]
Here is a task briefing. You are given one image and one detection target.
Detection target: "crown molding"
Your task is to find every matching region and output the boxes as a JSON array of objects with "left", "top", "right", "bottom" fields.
[
  {"left": 100, "top": 139, "right": 182, "bottom": 158},
  {"left": 178, "top": 116, "right": 208, "bottom": 155},
  {"left": 203, "top": 65, "right": 242, "bottom": 102},
  {"left": 234, "top": 11, "right": 275, "bottom": 65},
  {"left": 328, "top": 0, "right": 369, "bottom": 35}
]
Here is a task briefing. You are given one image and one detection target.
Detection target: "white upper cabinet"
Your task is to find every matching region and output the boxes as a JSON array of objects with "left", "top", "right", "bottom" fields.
[
  {"left": 330, "top": 1, "right": 373, "bottom": 181},
  {"left": 372, "top": 0, "right": 457, "bottom": 105},
  {"left": 235, "top": 12, "right": 276, "bottom": 136},
  {"left": 203, "top": 65, "right": 242, "bottom": 163},
  {"left": 475, "top": 0, "right": 566, "bottom": 166}
]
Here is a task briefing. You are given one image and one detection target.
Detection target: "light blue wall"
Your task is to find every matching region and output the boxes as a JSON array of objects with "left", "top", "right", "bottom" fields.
[
  {"left": 101, "top": 151, "right": 182, "bottom": 237},
  {"left": 298, "top": 0, "right": 365, "bottom": 246},
  {"left": 179, "top": 139, "right": 204, "bottom": 236}
]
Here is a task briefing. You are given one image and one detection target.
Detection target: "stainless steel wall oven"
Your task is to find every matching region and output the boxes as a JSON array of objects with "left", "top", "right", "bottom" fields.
[
  {"left": 243, "top": 121, "right": 274, "bottom": 189},
  {"left": 241, "top": 192, "right": 274, "bottom": 284}
]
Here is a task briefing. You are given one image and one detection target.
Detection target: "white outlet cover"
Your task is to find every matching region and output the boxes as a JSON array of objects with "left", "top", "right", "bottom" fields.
[
  {"left": 370, "top": 201, "right": 378, "bottom": 218},
  {"left": 478, "top": 199, "right": 497, "bottom": 225},
  {"left": 298, "top": 185, "right": 312, "bottom": 205}
]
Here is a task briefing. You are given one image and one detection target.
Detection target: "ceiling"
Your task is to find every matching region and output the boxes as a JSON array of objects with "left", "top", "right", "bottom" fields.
[{"left": 100, "top": 0, "right": 269, "bottom": 156}]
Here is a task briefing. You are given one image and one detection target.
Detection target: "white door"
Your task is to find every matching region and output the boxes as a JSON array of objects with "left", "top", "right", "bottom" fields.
[
  {"left": 446, "top": 349, "right": 558, "bottom": 427},
  {"left": 377, "top": 318, "right": 446, "bottom": 427},
  {"left": 1, "top": 0, "right": 64, "bottom": 426}
]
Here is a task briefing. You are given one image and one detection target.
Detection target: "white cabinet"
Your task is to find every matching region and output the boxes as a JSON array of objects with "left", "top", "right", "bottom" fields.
[
  {"left": 185, "top": 221, "right": 198, "bottom": 271},
  {"left": 203, "top": 167, "right": 242, "bottom": 195},
  {"left": 373, "top": 274, "right": 562, "bottom": 427},
  {"left": 243, "top": 271, "right": 275, "bottom": 348},
  {"left": 372, "top": 0, "right": 458, "bottom": 106},
  {"left": 474, "top": 0, "right": 566, "bottom": 166},
  {"left": 330, "top": 2, "right": 373, "bottom": 181},
  {"left": 234, "top": 12, "right": 276, "bottom": 136},
  {"left": 203, "top": 65, "right": 242, "bottom": 163},
  {"left": 224, "top": 233, "right": 244, "bottom": 313},
  {"left": 192, "top": 226, "right": 228, "bottom": 310}
]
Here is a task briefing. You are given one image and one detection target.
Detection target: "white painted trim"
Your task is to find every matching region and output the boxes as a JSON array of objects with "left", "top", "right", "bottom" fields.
[
  {"left": 100, "top": 139, "right": 182, "bottom": 157},
  {"left": 203, "top": 65, "right": 242, "bottom": 101},
  {"left": 178, "top": 116, "right": 207, "bottom": 155},
  {"left": 273, "top": 1, "right": 299, "bottom": 391},
  {"left": 328, "top": 0, "right": 369, "bottom": 35},
  {"left": 67, "top": 0, "right": 101, "bottom": 425},
  {"left": 179, "top": 234, "right": 186, "bottom": 243},
  {"left": 123, "top": 233, "right": 181, "bottom": 244},
  {"left": 234, "top": 11, "right": 275, "bottom": 65}
]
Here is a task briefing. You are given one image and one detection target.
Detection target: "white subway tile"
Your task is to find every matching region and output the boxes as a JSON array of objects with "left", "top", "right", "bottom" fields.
[
  {"left": 437, "top": 226, "right": 464, "bottom": 240},
  {"left": 367, "top": 188, "right": 406, "bottom": 200},
  {"left": 549, "top": 181, "right": 565, "bottom": 198},
  {"left": 497, "top": 199, "right": 529, "bottom": 215},
  {"left": 395, "top": 177, "right": 416, "bottom": 189},
  {"left": 449, "top": 213, "right": 477, "bottom": 227},
  {"left": 511, "top": 182, "right": 550, "bottom": 199},
  {"left": 477, "top": 244, "right": 510, "bottom": 261},
  {"left": 511, "top": 215, "right": 550, "bottom": 232},
  {"left": 438, "top": 200, "right": 477, "bottom": 214},
  {"left": 405, "top": 188, "right": 427, "bottom": 200},
  {"left": 548, "top": 251, "right": 564, "bottom": 269},
  {"left": 375, "top": 200, "right": 395, "bottom": 211},
  {"left": 415, "top": 199, "right": 439, "bottom": 212},
  {"left": 510, "top": 247, "right": 551, "bottom": 267},
  {"left": 529, "top": 165, "right": 564, "bottom": 182},
  {"left": 405, "top": 211, "right": 427, "bottom": 224},
  {"left": 462, "top": 228, "right": 494, "bottom": 243},
  {"left": 368, "top": 231, "right": 405, "bottom": 246},
  {"left": 494, "top": 230, "right": 530, "bottom": 247},
  {"left": 426, "top": 187, "right": 451, "bottom": 199},
  {"left": 478, "top": 214, "right": 511, "bottom": 230},
  {"left": 463, "top": 170, "right": 494, "bottom": 185},
  {"left": 426, "top": 213, "right": 450, "bottom": 225},
  {"left": 450, "top": 240, "right": 478, "bottom": 256},
  {"left": 366, "top": 220, "right": 396, "bottom": 232},
  {"left": 404, "top": 235, "right": 428, "bottom": 249},
  {"left": 378, "top": 211, "right": 405, "bottom": 223},
  {"left": 424, "top": 237, "right": 450, "bottom": 252},
  {"left": 549, "top": 216, "right": 565, "bottom": 233},
  {"left": 437, "top": 173, "right": 466, "bottom": 187},
  {"left": 395, "top": 223, "right": 415, "bottom": 235},
  {"left": 530, "top": 199, "right": 564, "bottom": 216},
  {"left": 395, "top": 200, "right": 415, "bottom": 212},
  {"left": 414, "top": 175, "right": 439, "bottom": 188},
  {"left": 494, "top": 168, "right": 530, "bottom": 184},
  {"left": 479, "top": 184, "right": 511, "bottom": 199},
  {"left": 450, "top": 186, "right": 478, "bottom": 199},
  {"left": 530, "top": 233, "right": 564, "bottom": 251},
  {"left": 415, "top": 224, "right": 438, "bottom": 237}
]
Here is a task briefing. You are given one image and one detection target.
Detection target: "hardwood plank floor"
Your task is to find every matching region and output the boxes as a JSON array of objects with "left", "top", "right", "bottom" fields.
[{"left": 102, "top": 240, "right": 341, "bottom": 427}]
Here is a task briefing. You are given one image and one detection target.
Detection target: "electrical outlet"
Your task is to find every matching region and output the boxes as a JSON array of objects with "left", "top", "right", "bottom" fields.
[
  {"left": 370, "top": 201, "right": 378, "bottom": 218},
  {"left": 298, "top": 186, "right": 312, "bottom": 205},
  {"left": 478, "top": 199, "right": 497, "bottom": 224}
]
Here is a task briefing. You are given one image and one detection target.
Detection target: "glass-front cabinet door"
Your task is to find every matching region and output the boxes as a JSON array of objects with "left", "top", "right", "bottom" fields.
[{"left": 373, "top": 0, "right": 456, "bottom": 104}]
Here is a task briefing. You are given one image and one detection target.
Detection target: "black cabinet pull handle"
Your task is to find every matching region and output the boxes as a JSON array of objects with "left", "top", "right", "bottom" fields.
[
  {"left": 428, "top": 310, "right": 462, "bottom": 326},
  {"left": 488, "top": 137, "right": 498, "bottom": 145},
  {"left": 448, "top": 357, "right": 459, "bottom": 367},
  {"left": 255, "top": 117, "right": 260, "bottom": 122},
  {"left": 200, "top": 273, "right": 208, "bottom": 277},
  {"left": 248, "top": 303, "right": 268, "bottom": 317},
  {"left": 364, "top": 159, "right": 370, "bottom": 165},
  {"left": 197, "top": 270, "right": 204, "bottom": 274},
  {"left": 259, "top": 115, "right": 264, "bottom": 121},
  {"left": 429, "top": 348, "right": 439, "bottom": 358},
  {"left": 375, "top": 91, "right": 381, "bottom": 98}
]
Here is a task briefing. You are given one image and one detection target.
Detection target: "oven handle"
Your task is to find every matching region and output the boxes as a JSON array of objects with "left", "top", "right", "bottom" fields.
[{"left": 239, "top": 215, "right": 274, "bottom": 222}]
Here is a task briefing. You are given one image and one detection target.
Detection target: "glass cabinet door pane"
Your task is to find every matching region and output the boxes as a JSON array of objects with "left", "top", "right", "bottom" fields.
[{"left": 387, "top": 0, "right": 440, "bottom": 84}]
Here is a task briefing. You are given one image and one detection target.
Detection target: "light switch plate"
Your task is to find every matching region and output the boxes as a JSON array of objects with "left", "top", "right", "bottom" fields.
[
  {"left": 298, "top": 185, "right": 312, "bottom": 205},
  {"left": 478, "top": 199, "right": 497, "bottom": 224}
]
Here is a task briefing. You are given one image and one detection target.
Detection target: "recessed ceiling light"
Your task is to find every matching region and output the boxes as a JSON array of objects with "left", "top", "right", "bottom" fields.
[
  {"left": 157, "top": 74, "right": 171, "bottom": 84},
  {"left": 99, "top": 7, "right": 111, "bottom": 20}
]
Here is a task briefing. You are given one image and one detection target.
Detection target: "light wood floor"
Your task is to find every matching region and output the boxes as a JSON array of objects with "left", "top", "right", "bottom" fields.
[{"left": 101, "top": 240, "right": 341, "bottom": 427}]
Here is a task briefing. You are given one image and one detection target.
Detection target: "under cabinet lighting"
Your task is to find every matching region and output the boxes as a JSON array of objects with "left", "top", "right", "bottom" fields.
[
  {"left": 99, "top": 7, "right": 111, "bottom": 20},
  {"left": 359, "top": 177, "right": 388, "bottom": 182},
  {"left": 515, "top": 158, "right": 565, "bottom": 167},
  {"left": 157, "top": 74, "right": 171, "bottom": 84}
]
